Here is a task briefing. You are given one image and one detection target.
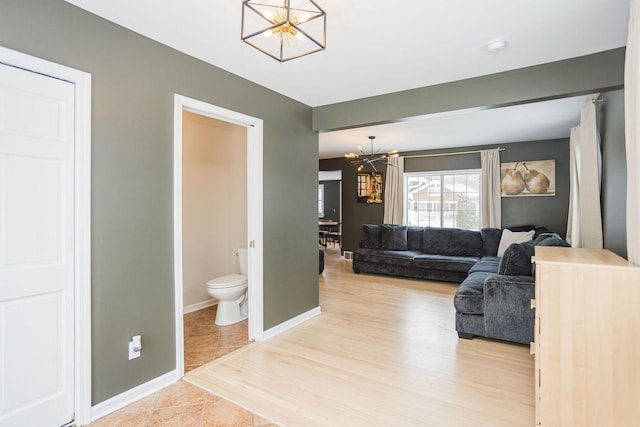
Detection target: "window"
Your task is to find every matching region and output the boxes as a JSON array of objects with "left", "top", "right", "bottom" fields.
[
  {"left": 318, "top": 184, "right": 325, "bottom": 218},
  {"left": 405, "top": 170, "right": 480, "bottom": 230}
]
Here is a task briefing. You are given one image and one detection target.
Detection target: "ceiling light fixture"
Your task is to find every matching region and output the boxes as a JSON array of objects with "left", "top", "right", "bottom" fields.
[
  {"left": 486, "top": 38, "right": 508, "bottom": 52},
  {"left": 241, "top": 0, "right": 326, "bottom": 62},
  {"left": 345, "top": 136, "right": 400, "bottom": 173}
]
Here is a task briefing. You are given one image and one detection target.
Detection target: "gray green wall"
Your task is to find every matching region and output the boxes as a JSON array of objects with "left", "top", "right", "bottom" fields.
[
  {"left": 313, "top": 48, "right": 625, "bottom": 132},
  {"left": 0, "top": 0, "right": 319, "bottom": 404},
  {"left": 319, "top": 180, "right": 341, "bottom": 221},
  {"left": 599, "top": 90, "right": 627, "bottom": 257}
]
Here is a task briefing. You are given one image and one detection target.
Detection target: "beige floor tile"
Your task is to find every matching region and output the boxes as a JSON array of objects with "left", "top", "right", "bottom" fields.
[
  {"left": 190, "top": 323, "right": 222, "bottom": 337},
  {"left": 184, "top": 364, "right": 200, "bottom": 373},
  {"left": 216, "top": 333, "right": 249, "bottom": 348},
  {"left": 185, "top": 348, "right": 218, "bottom": 366},
  {"left": 202, "top": 395, "right": 253, "bottom": 427},
  {"left": 90, "top": 410, "right": 152, "bottom": 427},
  {"left": 218, "top": 320, "right": 248, "bottom": 337},
  {"left": 184, "top": 333, "right": 218, "bottom": 348},
  {"left": 147, "top": 404, "right": 204, "bottom": 427},
  {"left": 119, "top": 390, "right": 162, "bottom": 413},
  {"left": 156, "top": 380, "right": 207, "bottom": 409}
]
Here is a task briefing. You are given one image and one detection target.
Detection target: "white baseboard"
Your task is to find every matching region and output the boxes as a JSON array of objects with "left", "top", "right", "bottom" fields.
[
  {"left": 262, "top": 306, "right": 321, "bottom": 340},
  {"left": 183, "top": 299, "right": 217, "bottom": 314},
  {"left": 90, "top": 370, "right": 179, "bottom": 423}
]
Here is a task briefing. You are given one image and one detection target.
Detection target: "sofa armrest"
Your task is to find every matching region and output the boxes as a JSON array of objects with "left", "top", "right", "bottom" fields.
[{"left": 483, "top": 274, "right": 535, "bottom": 344}]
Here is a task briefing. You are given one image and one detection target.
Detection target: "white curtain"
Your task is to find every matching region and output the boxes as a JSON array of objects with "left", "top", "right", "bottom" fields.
[
  {"left": 383, "top": 156, "right": 404, "bottom": 225},
  {"left": 480, "top": 149, "right": 501, "bottom": 228},
  {"left": 626, "top": 0, "right": 640, "bottom": 265},
  {"left": 566, "top": 101, "right": 603, "bottom": 248}
]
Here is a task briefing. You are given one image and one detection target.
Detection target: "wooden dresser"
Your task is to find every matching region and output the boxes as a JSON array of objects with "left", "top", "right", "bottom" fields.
[{"left": 531, "top": 247, "right": 640, "bottom": 426}]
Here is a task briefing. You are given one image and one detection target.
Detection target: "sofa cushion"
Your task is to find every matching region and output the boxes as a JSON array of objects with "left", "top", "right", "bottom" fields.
[
  {"left": 498, "top": 241, "right": 535, "bottom": 276},
  {"left": 362, "top": 224, "right": 382, "bottom": 249},
  {"left": 353, "top": 249, "right": 420, "bottom": 266},
  {"left": 480, "top": 228, "right": 503, "bottom": 256},
  {"left": 506, "top": 225, "right": 535, "bottom": 232},
  {"left": 412, "top": 254, "right": 480, "bottom": 273},
  {"left": 534, "top": 232, "right": 571, "bottom": 247},
  {"left": 454, "top": 272, "right": 493, "bottom": 315},
  {"left": 380, "top": 225, "right": 408, "bottom": 250},
  {"left": 407, "top": 226, "right": 424, "bottom": 251},
  {"left": 497, "top": 229, "right": 535, "bottom": 257},
  {"left": 530, "top": 233, "right": 571, "bottom": 275},
  {"left": 422, "top": 227, "right": 483, "bottom": 257},
  {"left": 468, "top": 256, "right": 500, "bottom": 274}
]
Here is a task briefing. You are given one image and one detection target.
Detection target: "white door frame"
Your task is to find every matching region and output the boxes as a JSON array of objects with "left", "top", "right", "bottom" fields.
[
  {"left": 173, "top": 94, "right": 264, "bottom": 376},
  {"left": 0, "top": 46, "right": 92, "bottom": 425}
]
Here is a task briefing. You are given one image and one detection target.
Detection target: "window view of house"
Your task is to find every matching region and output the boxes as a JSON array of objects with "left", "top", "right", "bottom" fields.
[{"left": 405, "top": 170, "right": 480, "bottom": 230}]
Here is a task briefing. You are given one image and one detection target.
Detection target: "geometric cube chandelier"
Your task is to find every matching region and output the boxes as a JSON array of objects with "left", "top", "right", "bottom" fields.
[{"left": 241, "top": 0, "right": 326, "bottom": 62}]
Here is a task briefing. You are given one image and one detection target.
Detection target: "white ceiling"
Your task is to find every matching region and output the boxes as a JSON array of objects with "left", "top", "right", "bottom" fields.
[{"left": 65, "top": 0, "right": 629, "bottom": 157}]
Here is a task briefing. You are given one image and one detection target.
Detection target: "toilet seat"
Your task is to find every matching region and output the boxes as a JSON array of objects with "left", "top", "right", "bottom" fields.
[{"left": 207, "top": 274, "right": 247, "bottom": 289}]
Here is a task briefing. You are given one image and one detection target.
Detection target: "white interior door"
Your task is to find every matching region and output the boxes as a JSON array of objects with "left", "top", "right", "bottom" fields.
[{"left": 0, "top": 62, "right": 75, "bottom": 426}]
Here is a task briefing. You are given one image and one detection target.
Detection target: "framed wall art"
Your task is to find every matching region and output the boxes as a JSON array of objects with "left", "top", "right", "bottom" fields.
[
  {"left": 357, "top": 172, "right": 383, "bottom": 203},
  {"left": 500, "top": 160, "right": 556, "bottom": 197}
]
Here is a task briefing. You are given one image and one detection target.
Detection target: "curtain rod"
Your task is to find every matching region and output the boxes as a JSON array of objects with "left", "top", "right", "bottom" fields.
[{"left": 403, "top": 147, "right": 506, "bottom": 159}]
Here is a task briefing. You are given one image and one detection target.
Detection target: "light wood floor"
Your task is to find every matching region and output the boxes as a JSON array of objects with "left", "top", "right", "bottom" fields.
[{"left": 186, "top": 247, "right": 535, "bottom": 426}]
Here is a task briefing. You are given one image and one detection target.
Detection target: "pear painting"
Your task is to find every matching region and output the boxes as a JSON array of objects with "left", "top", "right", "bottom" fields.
[
  {"left": 501, "top": 162, "right": 526, "bottom": 195},
  {"left": 500, "top": 160, "right": 555, "bottom": 197}
]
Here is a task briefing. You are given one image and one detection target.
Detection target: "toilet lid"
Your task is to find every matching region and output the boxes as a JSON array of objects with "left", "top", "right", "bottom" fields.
[{"left": 207, "top": 274, "right": 247, "bottom": 289}]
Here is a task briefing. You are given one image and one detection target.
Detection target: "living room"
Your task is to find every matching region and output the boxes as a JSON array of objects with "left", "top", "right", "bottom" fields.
[{"left": 1, "top": 0, "right": 637, "bottom": 426}]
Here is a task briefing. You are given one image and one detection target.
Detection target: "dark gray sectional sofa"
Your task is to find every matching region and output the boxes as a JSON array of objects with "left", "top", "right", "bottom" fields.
[{"left": 353, "top": 224, "right": 569, "bottom": 345}]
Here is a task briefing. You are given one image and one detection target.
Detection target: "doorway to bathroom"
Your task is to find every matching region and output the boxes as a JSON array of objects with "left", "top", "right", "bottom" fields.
[{"left": 173, "top": 95, "right": 264, "bottom": 377}]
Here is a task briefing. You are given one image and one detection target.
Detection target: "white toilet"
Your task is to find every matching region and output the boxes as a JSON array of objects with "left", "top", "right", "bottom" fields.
[{"left": 206, "top": 248, "right": 248, "bottom": 326}]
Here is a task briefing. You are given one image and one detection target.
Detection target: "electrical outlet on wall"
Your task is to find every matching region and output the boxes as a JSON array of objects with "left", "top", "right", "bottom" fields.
[{"left": 128, "top": 335, "right": 142, "bottom": 360}]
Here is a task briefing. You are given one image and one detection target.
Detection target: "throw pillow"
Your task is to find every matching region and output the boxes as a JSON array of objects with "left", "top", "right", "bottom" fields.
[
  {"left": 497, "top": 229, "right": 535, "bottom": 257},
  {"left": 362, "top": 224, "right": 382, "bottom": 249},
  {"left": 380, "top": 225, "right": 408, "bottom": 251},
  {"left": 498, "top": 241, "right": 535, "bottom": 276},
  {"left": 480, "top": 228, "right": 503, "bottom": 256},
  {"left": 406, "top": 226, "right": 424, "bottom": 251}
]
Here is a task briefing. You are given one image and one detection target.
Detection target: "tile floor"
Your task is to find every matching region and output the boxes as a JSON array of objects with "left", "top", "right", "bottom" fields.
[
  {"left": 183, "top": 305, "right": 249, "bottom": 373},
  {"left": 89, "top": 306, "right": 276, "bottom": 427}
]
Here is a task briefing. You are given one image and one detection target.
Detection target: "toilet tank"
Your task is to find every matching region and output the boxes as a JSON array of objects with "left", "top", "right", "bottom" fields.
[{"left": 237, "top": 248, "right": 248, "bottom": 275}]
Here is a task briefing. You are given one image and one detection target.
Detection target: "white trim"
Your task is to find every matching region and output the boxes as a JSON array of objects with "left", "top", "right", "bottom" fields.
[
  {"left": 184, "top": 299, "right": 217, "bottom": 314},
  {"left": 173, "top": 94, "right": 265, "bottom": 380},
  {"left": 262, "top": 307, "right": 321, "bottom": 340},
  {"left": 0, "top": 46, "right": 92, "bottom": 426},
  {"left": 90, "top": 370, "right": 179, "bottom": 422}
]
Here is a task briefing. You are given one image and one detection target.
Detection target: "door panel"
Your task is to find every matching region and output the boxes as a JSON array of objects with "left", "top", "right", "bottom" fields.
[{"left": 0, "top": 62, "right": 74, "bottom": 427}]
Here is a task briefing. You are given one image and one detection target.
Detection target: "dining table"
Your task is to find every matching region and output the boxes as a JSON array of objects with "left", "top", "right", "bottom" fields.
[{"left": 319, "top": 221, "right": 339, "bottom": 247}]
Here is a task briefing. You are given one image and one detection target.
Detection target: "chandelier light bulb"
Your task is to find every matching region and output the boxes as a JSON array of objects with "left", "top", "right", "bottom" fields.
[
  {"left": 298, "top": 13, "right": 309, "bottom": 23},
  {"left": 263, "top": 10, "right": 275, "bottom": 22}
]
